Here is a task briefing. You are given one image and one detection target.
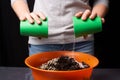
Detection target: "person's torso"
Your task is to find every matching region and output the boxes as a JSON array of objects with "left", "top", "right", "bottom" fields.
[{"left": 29, "top": 0, "right": 93, "bottom": 45}]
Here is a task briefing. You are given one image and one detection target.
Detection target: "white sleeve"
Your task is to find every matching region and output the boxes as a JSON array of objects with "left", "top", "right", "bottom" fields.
[
  {"left": 94, "top": 0, "right": 109, "bottom": 7},
  {"left": 11, "top": 0, "right": 27, "bottom": 5}
]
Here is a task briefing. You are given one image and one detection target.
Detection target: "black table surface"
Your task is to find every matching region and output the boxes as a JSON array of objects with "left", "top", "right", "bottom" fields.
[{"left": 0, "top": 67, "right": 120, "bottom": 80}]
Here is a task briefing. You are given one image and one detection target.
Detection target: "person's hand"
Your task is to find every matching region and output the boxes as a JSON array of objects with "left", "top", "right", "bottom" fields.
[
  {"left": 75, "top": 9, "right": 104, "bottom": 39},
  {"left": 19, "top": 12, "right": 46, "bottom": 24}
]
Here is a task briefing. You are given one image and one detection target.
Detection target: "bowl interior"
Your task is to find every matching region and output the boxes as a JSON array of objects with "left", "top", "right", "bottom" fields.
[{"left": 25, "top": 51, "right": 99, "bottom": 71}]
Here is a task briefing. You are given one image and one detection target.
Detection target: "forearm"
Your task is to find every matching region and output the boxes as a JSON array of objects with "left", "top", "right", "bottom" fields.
[
  {"left": 92, "top": 3, "right": 108, "bottom": 18},
  {"left": 11, "top": 0, "right": 30, "bottom": 20}
]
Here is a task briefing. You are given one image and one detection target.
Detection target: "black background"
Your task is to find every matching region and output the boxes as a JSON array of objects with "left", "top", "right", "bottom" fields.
[{"left": 0, "top": 0, "right": 120, "bottom": 68}]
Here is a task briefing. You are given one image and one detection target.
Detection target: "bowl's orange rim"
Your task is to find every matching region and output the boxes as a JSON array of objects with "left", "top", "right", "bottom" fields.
[{"left": 25, "top": 57, "right": 99, "bottom": 73}]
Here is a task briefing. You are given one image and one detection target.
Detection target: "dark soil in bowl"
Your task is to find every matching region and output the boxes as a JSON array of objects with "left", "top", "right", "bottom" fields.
[{"left": 39, "top": 56, "right": 90, "bottom": 71}]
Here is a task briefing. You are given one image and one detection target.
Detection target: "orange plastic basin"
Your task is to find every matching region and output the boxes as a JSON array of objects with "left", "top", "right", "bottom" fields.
[{"left": 25, "top": 51, "right": 99, "bottom": 80}]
